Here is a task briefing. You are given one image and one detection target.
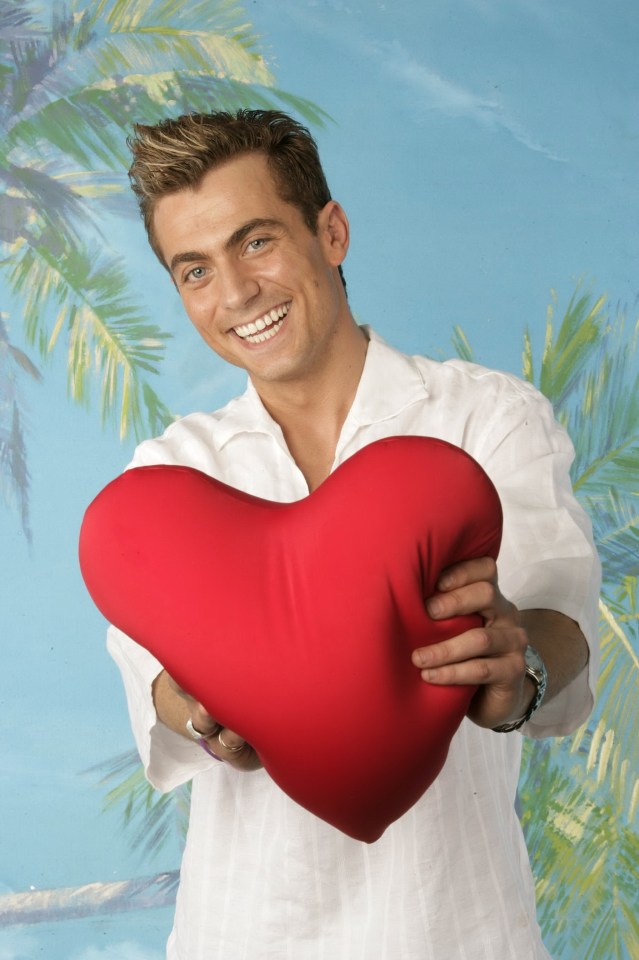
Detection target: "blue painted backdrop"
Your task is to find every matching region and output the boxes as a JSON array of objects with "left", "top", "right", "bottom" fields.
[{"left": 1, "top": 1, "right": 637, "bottom": 957}]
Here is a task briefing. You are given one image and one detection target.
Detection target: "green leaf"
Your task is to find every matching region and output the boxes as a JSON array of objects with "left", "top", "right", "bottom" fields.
[
  {"left": 0, "top": 314, "right": 42, "bottom": 542},
  {"left": 520, "top": 582, "right": 639, "bottom": 959},
  {"left": 568, "top": 314, "right": 639, "bottom": 500},
  {"left": 535, "top": 286, "right": 606, "bottom": 410},
  {"left": 586, "top": 489, "right": 639, "bottom": 582},
  {"left": 450, "top": 324, "right": 474, "bottom": 362},
  {"left": 7, "top": 237, "right": 173, "bottom": 439},
  {"left": 87, "top": 749, "right": 190, "bottom": 858}
]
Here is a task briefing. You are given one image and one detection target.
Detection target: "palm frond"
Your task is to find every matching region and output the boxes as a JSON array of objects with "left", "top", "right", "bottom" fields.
[
  {"left": 7, "top": 237, "right": 172, "bottom": 439},
  {"left": 9, "top": 30, "right": 273, "bottom": 137},
  {"left": 0, "top": 312, "right": 41, "bottom": 541},
  {"left": 51, "top": 169, "right": 134, "bottom": 218},
  {"left": 521, "top": 328, "right": 534, "bottom": 384},
  {"left": 87, "top": 749, "right": 190, "bottom": 858},
  {"left": 161, "top": 74, "right": 333, "bottom": 128},
  {"left": 0, "top": 189, "right": 32, "bottom": 244},
  {"left": 568, "top": 314, "right": 639, "bottom": 500},
  {"left": 595, "top": 583, "right": 639, "bottom": 738},
  {"left": 450, "top": 324, "right": 474, "bottom": 362},
  {"left": 91, "top": 0, "right": 253, "bottom": 37},
  {"left": 0, "top": 398, "right": 31, "bottom": 540},
  {"left": 453, "top": 287, "right": 608, "bottom": 401},
  {"left": 2, "top": 161, "right": 98, "bottom": 243},
  {"left": 517, "top": 291, "right": 639, "bottom": 508},
  {"left": 586, "top": 490, "right": 639, "bottom": 583},
  {"left": 6, "top": 0, "right": 329, "bottom": 172},
  {"left": 0, "top": 0, "right": 34, "bottom": 36},
  {"left": 521, "top": 582, "right": 639, "bottom": 958},
  {"left": 8, "top": 1, "right": 273, "bottom": 136},
  {"left": 521, "top": 736, "right": 639, "bottom": 958},
  {"left": 0, "top": 2, "right": 72, "bottom": 120},
  {"left": 525, "top": 286, "right": 607, "bottom": 410}
]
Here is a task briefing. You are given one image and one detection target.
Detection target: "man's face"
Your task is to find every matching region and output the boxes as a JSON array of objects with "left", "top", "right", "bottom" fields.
[{"left": 152, "top": 153, "right": 351, "bottom": 392}]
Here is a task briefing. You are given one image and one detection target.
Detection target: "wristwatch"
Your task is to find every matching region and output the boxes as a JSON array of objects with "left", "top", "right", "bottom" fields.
[{"left": 493, "top": 645, "right": 548, "bottom": 733}]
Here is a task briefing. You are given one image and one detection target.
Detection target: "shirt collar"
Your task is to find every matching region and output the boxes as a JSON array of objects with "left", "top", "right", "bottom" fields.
[
  {"left": 211, "top": 383, "right": 286, "bottom": 450},
  {"left": 346, "top": 326, "right": 429, "bottom": 426},
  {"left": 211, "top": 326, "right": 430, "bottom": 449}
]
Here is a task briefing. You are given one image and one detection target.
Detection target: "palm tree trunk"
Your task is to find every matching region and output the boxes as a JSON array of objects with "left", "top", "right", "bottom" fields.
[{"left": 0, "top": 871, "right": 178, "bottom": 925}]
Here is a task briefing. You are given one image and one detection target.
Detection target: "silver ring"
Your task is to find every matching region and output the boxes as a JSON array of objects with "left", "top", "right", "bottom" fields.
[
  {"left": 186, "top": 719, "right": 219, "bottom": 741},
  {"left": 186, "top": 719, "right": 224, "bottom": 762},
  {"left": 218, "top": 730, "right": 245, "bottom": 753}
]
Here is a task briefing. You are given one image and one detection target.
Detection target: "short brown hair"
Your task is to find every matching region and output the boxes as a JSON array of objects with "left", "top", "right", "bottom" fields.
[{"left": 128, "top": 109, "right": 334, "bottom": 267}]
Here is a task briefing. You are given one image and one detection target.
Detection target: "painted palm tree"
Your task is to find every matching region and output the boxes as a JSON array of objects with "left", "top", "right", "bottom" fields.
[
  {"left": 516, "top": 294, "right": 639, "bottom": 960},
  {"left": 456, "top": 289, "right": 639, "bottom": 958},
  {"left": 0, "top": 0, "right": 328, "bottom": 540}
]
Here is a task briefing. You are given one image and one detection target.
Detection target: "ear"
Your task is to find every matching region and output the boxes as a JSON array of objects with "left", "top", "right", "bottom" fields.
[{"left": 318, "top": 200, "right": 350, "bottom": 267}]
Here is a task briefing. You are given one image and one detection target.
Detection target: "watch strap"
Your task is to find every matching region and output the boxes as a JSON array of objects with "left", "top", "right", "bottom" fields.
[{"left": 493, "top": 644, "right": 548, "bottom": 733}]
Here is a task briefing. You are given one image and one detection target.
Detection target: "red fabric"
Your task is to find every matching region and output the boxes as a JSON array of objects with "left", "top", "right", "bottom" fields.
[{"left": 79, "top": 436, "right": 502, "bottom": 842}]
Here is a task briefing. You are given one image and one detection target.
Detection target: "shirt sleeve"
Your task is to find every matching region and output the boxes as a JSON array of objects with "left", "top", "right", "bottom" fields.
[
  {"left": 476, "top": 383, "right": 601, "bottom": 738},
  {"left": 107, "top": 625, "right": 218, "bottom": 792}
]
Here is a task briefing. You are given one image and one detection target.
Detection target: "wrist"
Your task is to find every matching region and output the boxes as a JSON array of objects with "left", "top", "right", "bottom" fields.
[
  {"left": 511, "top": 675, "right": 537, "bottom": 721},
  {"left": 493, "top": 645, "right": 548, "bottom": 733}
]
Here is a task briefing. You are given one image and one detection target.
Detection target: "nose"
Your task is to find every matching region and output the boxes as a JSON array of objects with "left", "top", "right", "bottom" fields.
[{"left": 219, "top": 260, "right": 260, "bottom": 310}]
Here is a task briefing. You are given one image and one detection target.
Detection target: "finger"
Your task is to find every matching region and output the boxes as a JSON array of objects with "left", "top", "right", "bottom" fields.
[
  {"left": 412, "top": 626, "right": 527, "bottom": 679},
  {"left": 413, "top": 626, "right": 492, "bottom": 670},
  {"left": 436, "top": 557, "right": 498, "bottom": 592},
  {"left": 217, "top": 727, "right": 247, "bottom": 755},
  {"left": 417, "top": 649, "right": 524, "bottom": 688},
  {"left": 426, "top": 580, "right": 507, "bottom": 621}
]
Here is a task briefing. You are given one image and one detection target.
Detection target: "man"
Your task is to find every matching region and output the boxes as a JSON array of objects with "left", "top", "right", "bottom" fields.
[{"left": 108, "top": 110, "right": 600, "bottom": 959}]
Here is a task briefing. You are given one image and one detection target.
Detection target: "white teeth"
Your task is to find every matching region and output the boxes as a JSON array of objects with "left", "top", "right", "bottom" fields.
[
  {"left": 234, "top": 303, "right": 290, "bottom": 342},
  {"left": 250, "top": 320, "right": 283, "bottom": 344}
]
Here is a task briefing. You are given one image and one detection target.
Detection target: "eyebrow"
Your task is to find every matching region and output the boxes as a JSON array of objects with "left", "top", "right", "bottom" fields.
[
  {"left": 225, "top": 218, "right": 284, "bottom": 250},
  {"left": 168, "top": 218, "right": 285, "bottom": 277},
  {"left": 169, "top": 250, "right": 207, "bottom": 275}
]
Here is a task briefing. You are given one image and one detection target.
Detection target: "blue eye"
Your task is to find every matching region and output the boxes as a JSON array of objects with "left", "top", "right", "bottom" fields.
[{"left": 186, "top": 266, "right": 206, "bottom": 281}]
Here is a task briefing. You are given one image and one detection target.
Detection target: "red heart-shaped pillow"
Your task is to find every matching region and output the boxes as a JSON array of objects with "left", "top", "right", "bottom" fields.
[{"left": 80, "top": 437, "right": 501, "bottom": 842}]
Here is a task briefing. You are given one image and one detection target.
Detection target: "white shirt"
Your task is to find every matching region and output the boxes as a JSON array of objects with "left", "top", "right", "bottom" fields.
[{"left": 108, "top": 329, "right": 600, "bottom": 960}]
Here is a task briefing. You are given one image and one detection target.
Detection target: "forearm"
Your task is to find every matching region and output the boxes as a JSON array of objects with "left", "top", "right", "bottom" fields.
[
  {"left": 494, "top": 607, "right": 590, "bottom": 730},
  {"left": 519, "top": 608, "right": 589, "bottom": 706},
  {"left": 152, "top": 669, "right": 198, "bottom": 738}
]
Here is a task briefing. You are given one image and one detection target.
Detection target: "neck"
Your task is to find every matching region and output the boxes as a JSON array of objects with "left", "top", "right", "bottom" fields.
[{"left": 253, "top": 321, "right": 369, "bottom": 491}]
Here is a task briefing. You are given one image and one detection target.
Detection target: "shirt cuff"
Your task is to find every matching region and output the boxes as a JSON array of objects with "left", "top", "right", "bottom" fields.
[
  {"left": 523, "top": 665, "right": 593, "bottom": 738},
  {"left": 512, "top": 584, "right": 599, "bottom": 738},
  {"left": 107, "top": 625, "right": 219, "bottom": 792}
]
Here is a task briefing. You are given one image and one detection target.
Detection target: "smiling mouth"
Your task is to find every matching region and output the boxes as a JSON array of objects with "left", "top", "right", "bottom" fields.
[{"left": 233, "top": 303, "right": 290, "bottom": 344}]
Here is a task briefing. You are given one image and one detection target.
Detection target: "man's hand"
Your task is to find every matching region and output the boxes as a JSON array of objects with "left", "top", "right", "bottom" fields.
[
  {"left": 154, "top": 671, "right": 263, "bottom": 771},
  {"left": 411, "top": 557, "right": 534, "bottom": 729}
]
